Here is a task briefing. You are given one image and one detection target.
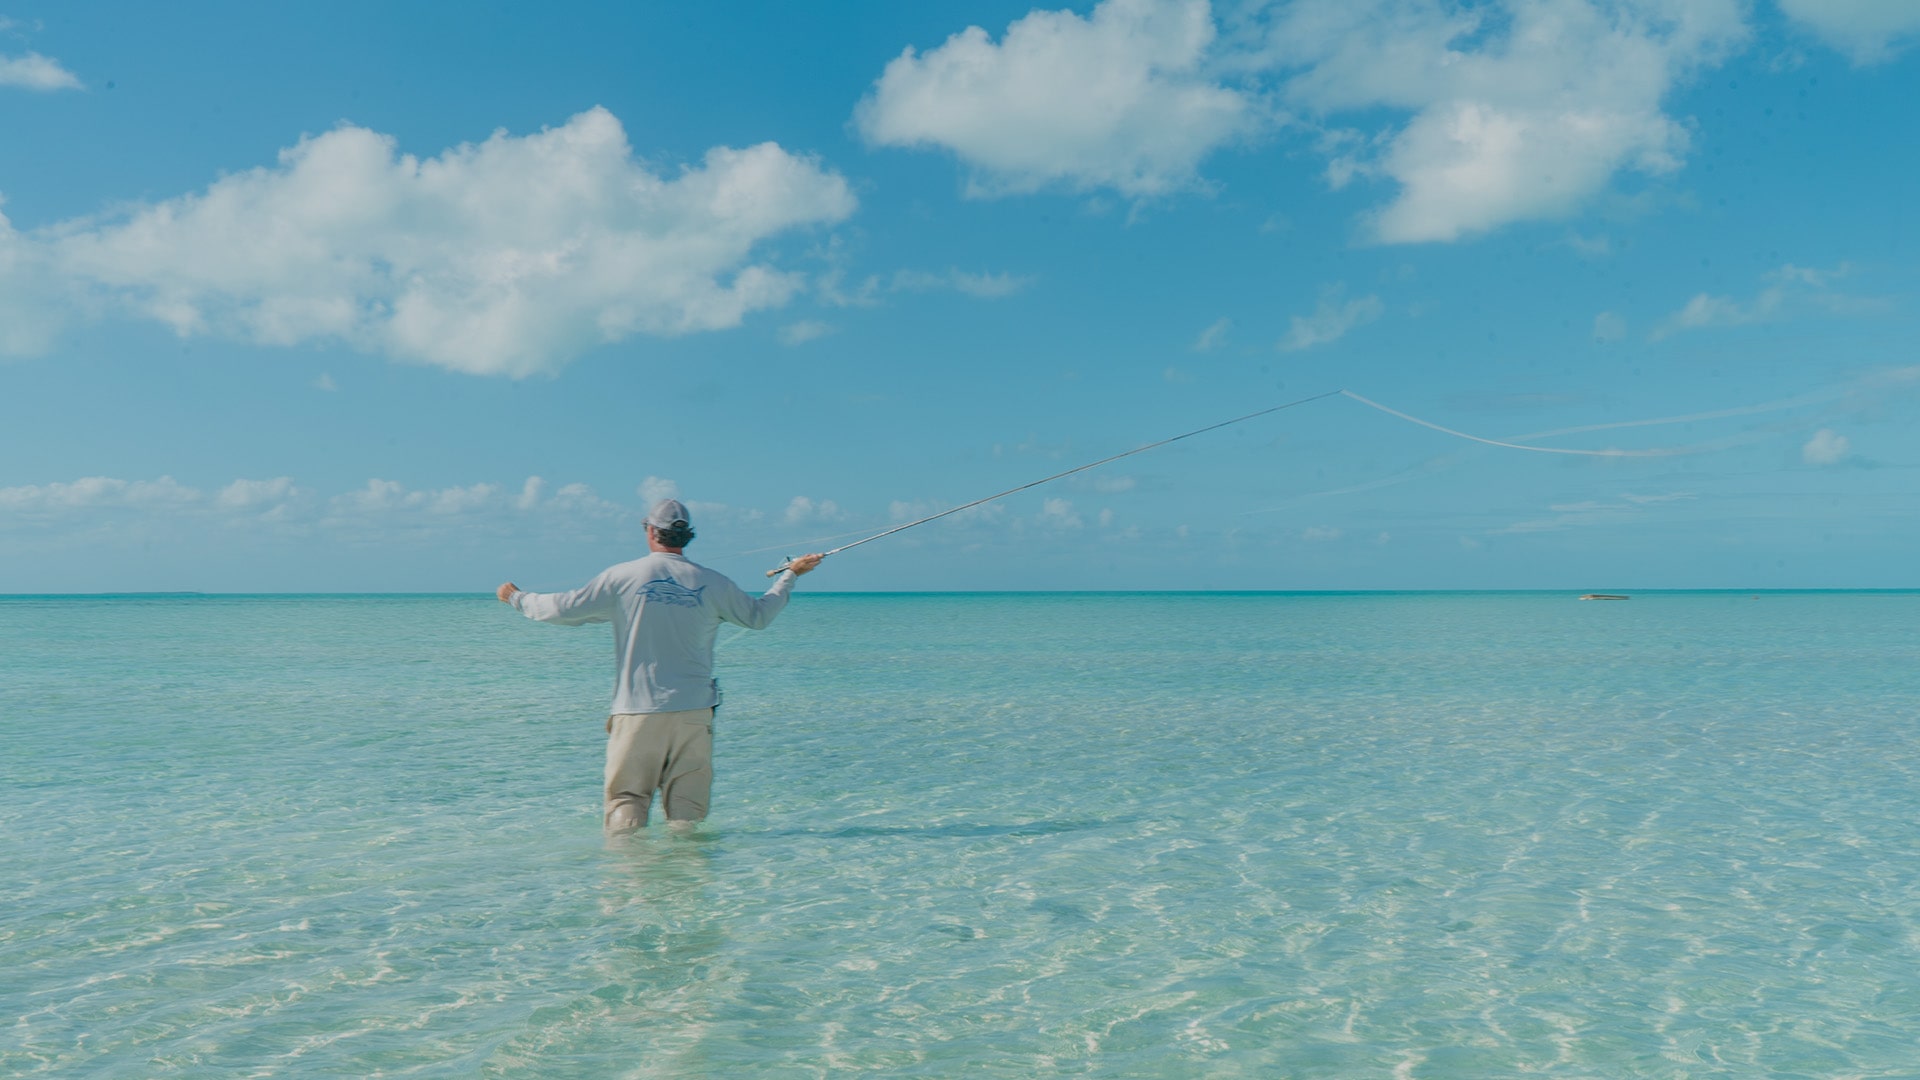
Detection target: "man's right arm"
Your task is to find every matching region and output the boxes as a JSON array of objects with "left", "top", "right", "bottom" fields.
[{"left": 498, "top": 572, "right": 618, "bottom": 625}]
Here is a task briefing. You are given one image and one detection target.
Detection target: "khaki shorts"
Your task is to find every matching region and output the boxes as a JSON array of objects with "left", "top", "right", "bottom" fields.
[{"left": 603, "top": 709, "right": 714, "bottom": 833}]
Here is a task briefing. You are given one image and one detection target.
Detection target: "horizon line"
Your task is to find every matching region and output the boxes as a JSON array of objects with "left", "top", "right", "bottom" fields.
[{"left": 5, "top": 587, "right": 1918, "bottom": 599}]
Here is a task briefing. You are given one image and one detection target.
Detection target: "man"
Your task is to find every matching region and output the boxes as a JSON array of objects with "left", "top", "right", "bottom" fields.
[{"left": 497, "top": 498, "right": 823, "bottom": 834}]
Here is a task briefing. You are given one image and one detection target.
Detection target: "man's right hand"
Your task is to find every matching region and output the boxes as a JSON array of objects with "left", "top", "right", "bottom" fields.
[{"left": 788, "top": 553, "right": 825, "bottom": 576}]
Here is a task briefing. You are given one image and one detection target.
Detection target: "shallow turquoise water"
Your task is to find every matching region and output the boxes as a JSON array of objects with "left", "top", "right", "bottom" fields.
[{"left": 5, "top": 591, "right": 1920, "bottom": 1077}]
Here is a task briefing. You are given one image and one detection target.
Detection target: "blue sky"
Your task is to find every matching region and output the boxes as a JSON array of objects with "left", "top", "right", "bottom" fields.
[{"left": 2, "top": 0, "right": 1916, "bottom": 592}]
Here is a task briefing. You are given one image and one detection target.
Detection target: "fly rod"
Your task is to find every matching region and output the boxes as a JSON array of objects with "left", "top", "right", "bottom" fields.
[{"left": 767, "top": 388, "right": 1344, "bottom": 576}]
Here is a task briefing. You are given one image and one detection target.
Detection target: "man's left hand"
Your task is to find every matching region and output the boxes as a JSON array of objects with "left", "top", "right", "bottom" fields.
[{"left": 496, "top": 582, "right": 519, "bottom": 603}]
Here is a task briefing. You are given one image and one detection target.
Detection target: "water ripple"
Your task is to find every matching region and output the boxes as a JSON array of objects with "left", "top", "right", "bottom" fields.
[{"left": 4, "top": 592, "right": 1920, "bottom": 1076}]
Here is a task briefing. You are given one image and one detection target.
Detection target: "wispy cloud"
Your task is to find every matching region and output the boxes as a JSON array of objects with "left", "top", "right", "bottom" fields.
[
  {"left": 1278, "top": 286, "right": 1383, "bottom": 351},
  {"left": 816, "top": 265, "right": 1029, "bottom": 310},
  {"left": 1565, "top": 232, "right": 1613, "bottom": 258},
  {"left": 779, "top": 319, "right": 835, "bottom": 345},
  {"left": 1496, "top": 491, "right": 1696, "bottom": 534},
  {"left": 890, "top": 268, "right": 1031, "bottom": 298},
  {"left": 1651, "top": 263, "right": 1886, "bottom": 339},
  {"left": 1191, "top": 316, "right": 1231, "bottom": 351},
  {"left": 815, "top": 266, "right": 881, "bottom": 309}
]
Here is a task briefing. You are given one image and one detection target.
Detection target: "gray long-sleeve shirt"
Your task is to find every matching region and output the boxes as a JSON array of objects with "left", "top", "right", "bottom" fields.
[{"left": 510, "top": 553, "right": 797, "bottom": 714}]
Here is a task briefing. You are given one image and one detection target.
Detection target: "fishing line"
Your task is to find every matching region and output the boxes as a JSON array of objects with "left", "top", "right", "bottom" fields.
[
  {"left": 1246, "top": 386, "right": 1838, "bottom": 516},
  {"left": 1241, "top": 390, "right": 1799, "bottom": 515},
  {"left": 1338, "top": 390, "right": 1688, "bottom": 458},
  {"left": 1244, "top": 451, "right": 1473, "bottom": 513},
  {"left": 764, "top": 388, "right": 1345, "bottom": 575},
  {"left": 724, "top": 525, "right": 889, "bottom": 561},
  {"left": 1506, "top": 387, "right": 1842, "bottom": 442},
  {"left": 758, "top": 386, "right": 1795, "bottom": 574}
]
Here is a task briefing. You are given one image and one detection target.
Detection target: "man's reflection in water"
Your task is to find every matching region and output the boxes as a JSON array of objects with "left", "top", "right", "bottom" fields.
[
  {"left": 601, "top": 829, "right": 726, "bottom": 1067},
  {"left": 489, "top": 829, "right": 727, "bottom": 1075}
]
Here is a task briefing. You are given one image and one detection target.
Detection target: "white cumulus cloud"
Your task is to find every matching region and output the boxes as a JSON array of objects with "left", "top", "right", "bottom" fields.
[
  {"left": 1802, "top": 429, "right": 1851, "bottom": 466},
  {"left": 856, "top": 0, "right": 1256, "bottom": 197},
  {"left": 784, "top": 496, "right": 842, "bottom": 524},
  {"left": 325, "top": 477, "right": 633, "bottom": 522},
  {"left": 1041, "top": 497, "right": 1084, "bottom": 529},
  {"left": 0, "top": 204, "right": 71, "bottom": 355},
  {"left": 859, "top": 0, "right": 1762, "bottom": 241},
  {"left": 217, "top": 477, "right": 297, "bottom": 510},
  {"left": 0, "top": 473, "right": 667, "bottom": 554},
  {"left": 1778, "top": 0, "right": 1920, "bottom": 64},
  {"left": 428, "top": 484, "right": 499, "bottom": 515},
  {"left": 0, "top": 475, "right": 199, "bottom": 513},
  {"left": 1263, "top": 0, "right": 1747, "bottom": 243},
  {"left": 332, "top": 479, "right": 418, "bottom": 515},
  {"left": 638, "top": 476, "right": 682, "bottom": 505},
  {"left": 25, "top": 107, "right": 855, "bottom": 375},
  {"left": 0, "top": 51, "right": 81, "bottom": 91}
]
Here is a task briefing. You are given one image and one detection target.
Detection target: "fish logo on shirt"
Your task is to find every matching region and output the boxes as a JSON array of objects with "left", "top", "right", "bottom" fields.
[{"left": 641, "top": 578, "right": 705, "bottom": 608}]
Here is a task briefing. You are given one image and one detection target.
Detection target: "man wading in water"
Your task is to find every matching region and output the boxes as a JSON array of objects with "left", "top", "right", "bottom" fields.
[{"left": 497, "top": 499, "right": 824, "bottom": 834}]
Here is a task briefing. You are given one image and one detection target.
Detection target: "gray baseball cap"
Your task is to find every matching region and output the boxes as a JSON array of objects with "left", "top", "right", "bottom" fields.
[{"left": 645, "top": 499, "right": 692, "bottom": 529}]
